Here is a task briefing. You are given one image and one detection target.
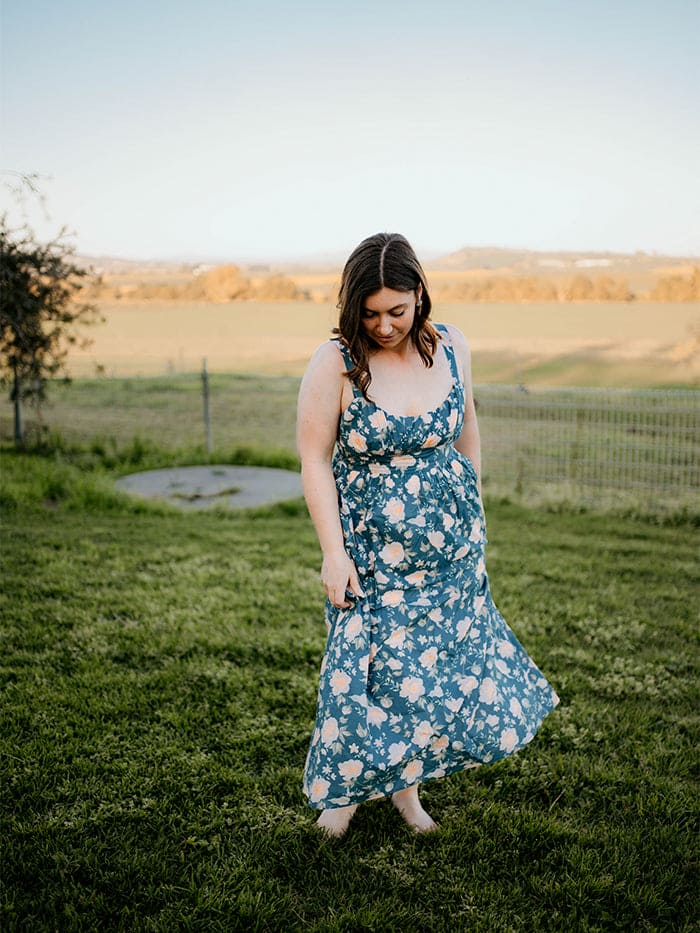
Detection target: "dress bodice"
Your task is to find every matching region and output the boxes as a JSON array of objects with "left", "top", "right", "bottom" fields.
[
  {"left": 333, "top": 323, "right": 466, "bottom": 465},
  {"left": 330, "top": 325, "right": 481, "bottom": 585}
]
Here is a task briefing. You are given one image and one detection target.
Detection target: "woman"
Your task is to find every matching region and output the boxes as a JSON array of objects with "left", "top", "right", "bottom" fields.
[{"left": 296, "top": 233, "right": 559, "bottom": 837}]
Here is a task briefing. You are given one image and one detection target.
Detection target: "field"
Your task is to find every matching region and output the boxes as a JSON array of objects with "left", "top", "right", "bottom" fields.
[
  {"left": 2, "top": 284, "right": 698, "bottom": 929},
  {"left": 1, "top": 446, "right": 698, "bottom": 931},
  {"left": 64, "top": 300, "right": 700, "bottom": 387}
]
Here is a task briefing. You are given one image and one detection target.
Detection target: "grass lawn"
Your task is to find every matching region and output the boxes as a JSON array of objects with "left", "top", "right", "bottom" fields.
[{"left": 1, "top": 448, "right": 698, "bottom": 932}]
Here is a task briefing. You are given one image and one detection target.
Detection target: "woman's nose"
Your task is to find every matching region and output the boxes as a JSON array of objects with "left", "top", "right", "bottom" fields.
[{"left": 377, "top": 317, "right": 393, "bottom": 334}]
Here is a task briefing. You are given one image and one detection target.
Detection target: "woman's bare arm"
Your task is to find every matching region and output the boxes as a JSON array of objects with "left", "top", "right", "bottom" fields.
[{"left": 296, "top": 341, "right": 364, "bottom": 608}]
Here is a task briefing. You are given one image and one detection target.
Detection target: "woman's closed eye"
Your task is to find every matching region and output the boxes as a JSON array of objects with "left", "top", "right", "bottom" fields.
[{"left": 362, "top": 309, "right": 406, "bottom": 319}]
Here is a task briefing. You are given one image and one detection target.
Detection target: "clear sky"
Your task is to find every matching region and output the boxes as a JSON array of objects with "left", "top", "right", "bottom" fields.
[{"left": 2, "top": 0, "right": 699, "bottom": 262}]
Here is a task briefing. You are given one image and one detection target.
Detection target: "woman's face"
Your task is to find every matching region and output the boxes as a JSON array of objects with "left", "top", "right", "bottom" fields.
[{"left": 361, "top": 285, "right": 422, "bottom": 349}]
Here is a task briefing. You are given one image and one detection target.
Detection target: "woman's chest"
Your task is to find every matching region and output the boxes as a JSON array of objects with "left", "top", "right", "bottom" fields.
[{"left": 345, "top": 344, "right": 454, "bottom": 419}]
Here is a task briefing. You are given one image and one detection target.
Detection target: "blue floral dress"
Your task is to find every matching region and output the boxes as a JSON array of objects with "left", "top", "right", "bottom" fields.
[{"left": 302, "top": 325, "right": 559, "bottom": 809}]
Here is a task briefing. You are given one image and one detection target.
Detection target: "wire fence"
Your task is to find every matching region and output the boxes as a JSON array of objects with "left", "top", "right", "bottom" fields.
[
  {"left": 1, "top": 373, "right": 698, "bottom": 514},
  {"left": 474, "top": 385, "right": 699, "bottom": 512}
]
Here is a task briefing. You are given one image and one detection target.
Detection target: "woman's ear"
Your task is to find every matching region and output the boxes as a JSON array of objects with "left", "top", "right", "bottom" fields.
[{"left": 416, "top": 283, "right": 423, "bottom": 303}]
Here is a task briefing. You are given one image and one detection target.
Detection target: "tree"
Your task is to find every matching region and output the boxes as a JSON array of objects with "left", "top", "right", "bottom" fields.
[{"left": 0, "top": 216, "right": 102, "bottom": 446}]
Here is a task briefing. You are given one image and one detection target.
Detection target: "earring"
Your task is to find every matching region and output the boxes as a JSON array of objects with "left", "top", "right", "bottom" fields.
[{"left": 416, "top": 300, "right": 423, "bottom": 309}]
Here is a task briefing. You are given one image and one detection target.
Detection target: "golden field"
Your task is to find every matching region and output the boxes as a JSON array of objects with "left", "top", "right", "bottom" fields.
[{"left": 66, "top": 299, "right": 700, "bottom": 387}]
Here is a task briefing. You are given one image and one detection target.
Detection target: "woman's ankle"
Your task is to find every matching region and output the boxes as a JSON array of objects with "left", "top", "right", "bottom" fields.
[
  {"left": 316, "top": 802, "right": 358, "bottom": 836},
  {"left": 392, "top": 783, "right": 419, "bottom": 801}
]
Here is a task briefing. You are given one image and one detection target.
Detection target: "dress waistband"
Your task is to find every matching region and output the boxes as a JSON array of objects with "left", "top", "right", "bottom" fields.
[{"left": 337, "top": 442, "right": 450, "bottom": 468}]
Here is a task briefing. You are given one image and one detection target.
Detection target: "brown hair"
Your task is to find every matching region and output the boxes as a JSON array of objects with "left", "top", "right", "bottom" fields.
[{"left": 333, "top": 232, "right": 439, "bottom": 397}]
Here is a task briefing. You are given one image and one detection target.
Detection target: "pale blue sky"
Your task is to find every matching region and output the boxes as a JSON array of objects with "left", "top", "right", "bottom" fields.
[{"left": 2, "top": 0, "right": 699, "bottom": 261}]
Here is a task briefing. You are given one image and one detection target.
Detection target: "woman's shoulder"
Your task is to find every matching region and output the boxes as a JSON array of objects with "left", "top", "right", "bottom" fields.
[
  {"left": 433, "top": 321, "right": 469, "bottom": 350},
  {"left": 314, "top": 336, "right": 348, "bottom": 362},
  {"left": 314, "top": 335, "right": 343, "bottom": 353},
  {"left": 303, "top": 338, "right": 347, "bottom": 379}
]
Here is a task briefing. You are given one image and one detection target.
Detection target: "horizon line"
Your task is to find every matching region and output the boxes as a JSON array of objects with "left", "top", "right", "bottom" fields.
[{"left": 74, "top": 243, "right": 700, "bottom": 267}]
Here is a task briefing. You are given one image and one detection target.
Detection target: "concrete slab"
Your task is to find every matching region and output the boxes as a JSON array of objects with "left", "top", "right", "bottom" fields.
[{"left": 115, "top": 465, "right": 303, "bottom": 511}]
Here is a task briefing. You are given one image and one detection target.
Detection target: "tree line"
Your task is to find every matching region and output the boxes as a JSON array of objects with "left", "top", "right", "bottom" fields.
[
  {"left": 85, "top": 267, "right": 700, "bottom": 304},
  {"left": 85, "top": 264, "right": 308, "bottom": 302},
  {"left": 431, "top": 270, "right": 699, "bottom": 302}
]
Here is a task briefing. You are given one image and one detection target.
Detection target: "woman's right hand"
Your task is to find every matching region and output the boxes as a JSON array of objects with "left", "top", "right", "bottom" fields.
[{"left": 321, "top": 550, "right": 365, "bottom": 608}]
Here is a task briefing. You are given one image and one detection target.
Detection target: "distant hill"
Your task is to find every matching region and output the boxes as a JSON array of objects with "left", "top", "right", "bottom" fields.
[
  {"left": 74, "top": 255, "right": 195, "bottom": 275},
  {"left": 76, "top": 246, "right": 699, "bottom": 278},
  {"left": 430, "top": 246, "right": 698, "bottom": 274}
]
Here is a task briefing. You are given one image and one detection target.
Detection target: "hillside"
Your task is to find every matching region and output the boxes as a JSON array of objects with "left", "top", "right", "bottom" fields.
[{"left": 76, "top": 248, "right": 700, "bottom": 303}]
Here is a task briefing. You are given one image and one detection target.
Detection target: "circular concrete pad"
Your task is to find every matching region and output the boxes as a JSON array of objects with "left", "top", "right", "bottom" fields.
[{"left": 115, "top": 465, "right": 303, "bottom": 511}]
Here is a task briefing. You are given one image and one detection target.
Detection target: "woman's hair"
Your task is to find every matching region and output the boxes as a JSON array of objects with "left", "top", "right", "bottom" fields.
[{"left": 333, "top": 232, "right": 439, "bottom": 397}]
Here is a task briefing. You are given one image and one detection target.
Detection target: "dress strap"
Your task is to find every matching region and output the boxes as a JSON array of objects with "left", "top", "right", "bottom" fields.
[
  {"left": 332, "top": 337, "right": 362, "bottom": 397},
  {"left": 433, "top": 323, "right": 462, "bottom": 384}
]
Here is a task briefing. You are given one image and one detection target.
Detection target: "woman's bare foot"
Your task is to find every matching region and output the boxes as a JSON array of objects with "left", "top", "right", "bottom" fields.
[
  {"left": 391, "top": 783, "right": 439, "bottom": 833},
  {"left": 315, "top": 803, "right": 358, "bottom": 837}
]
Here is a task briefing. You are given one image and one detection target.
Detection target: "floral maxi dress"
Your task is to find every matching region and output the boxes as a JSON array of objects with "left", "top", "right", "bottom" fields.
[{"left": 302, "top": 326, "right": 559, "bottom": 809}]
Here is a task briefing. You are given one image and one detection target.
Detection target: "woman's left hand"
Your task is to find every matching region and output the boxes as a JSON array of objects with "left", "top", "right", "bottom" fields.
[{"left": 321, "top": 549, "right": 365, "bottom": 609}]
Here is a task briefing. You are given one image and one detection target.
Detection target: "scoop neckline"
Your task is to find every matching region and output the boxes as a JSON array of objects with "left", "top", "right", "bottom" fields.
[
  {"left": 344, "top": 379, "right": 460, "bottom": 422},
  {"left": 339, "top": 336, "right": 461, "bottom": 421}
]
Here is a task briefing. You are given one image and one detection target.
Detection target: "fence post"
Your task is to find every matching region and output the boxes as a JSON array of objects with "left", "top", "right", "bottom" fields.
[
  {"left": 570, "top": 405, "right": 584, "bottom": 494},
  {"left": 202, "top": 358, "right": 212, "bottom": 455},
  {"left": 12, "top": 361, "right": 23, "bottom": 448}
]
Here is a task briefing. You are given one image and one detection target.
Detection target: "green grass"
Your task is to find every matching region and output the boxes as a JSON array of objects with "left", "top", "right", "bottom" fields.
[
  {"left": 471, "top": 349, "right": 699, "bottom": 390},
  {"left": 0, "top": 373, "right": 302, "bottom": 454},
  {"left": 1, "top": 447, "right": 698, "bottom": 932}
]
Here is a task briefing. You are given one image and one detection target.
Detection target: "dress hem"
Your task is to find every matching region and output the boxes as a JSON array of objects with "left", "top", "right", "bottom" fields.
[{"left": 303, "top": 694, "right": 559, "bottom": 810}]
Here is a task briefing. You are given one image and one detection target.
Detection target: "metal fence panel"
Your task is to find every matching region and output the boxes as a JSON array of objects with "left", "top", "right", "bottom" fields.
[
  {"left": 475, "top": 385, "right": 699, "bottom": 511},
  {"left": 1, "top": 377, "right": 698, "bottom": 513}
]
